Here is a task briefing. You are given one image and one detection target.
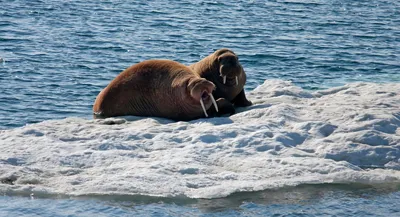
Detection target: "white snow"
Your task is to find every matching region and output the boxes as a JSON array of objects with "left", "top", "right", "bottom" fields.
[{"left": 0, "top": 80, "right": 399, "bottom": 199}]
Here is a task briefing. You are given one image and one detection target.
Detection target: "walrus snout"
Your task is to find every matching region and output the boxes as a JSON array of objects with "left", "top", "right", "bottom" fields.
[
  {"left": 188, "top": 79, "right": 218, "bottom": 117},
  {"left": 219, "top": 64, "right": 242, "bottom": 86},
  {"left": 190, "top": 80, "right": 215, "bottom": 102},
  {"left": 217, "top": 52, "right": 242, "bottom": 86}
]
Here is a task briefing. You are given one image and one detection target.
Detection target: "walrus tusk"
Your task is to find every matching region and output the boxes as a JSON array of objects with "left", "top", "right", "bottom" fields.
[
  {"left": 200, "top": 98, "right": 208, "bottom": 117},
  {"left": 223, "top": 75, "right": 226, "bottom": 84},
  {"left": 210, "top": 93, "right": 218, "bottom": 112},
  {"left": 236, "top": 76, "right": 238, "bottom": 86}
]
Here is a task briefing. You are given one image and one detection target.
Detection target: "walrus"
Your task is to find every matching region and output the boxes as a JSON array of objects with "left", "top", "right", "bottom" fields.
[
  {"left": 189, "top": 48, "right": 252, "bottom": 115},
  {"left": 93, "top": 60, "right": 219, "bottom": 121}
]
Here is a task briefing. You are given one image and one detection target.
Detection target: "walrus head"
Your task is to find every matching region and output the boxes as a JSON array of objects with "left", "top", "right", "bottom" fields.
[
  {"left": 215, "top": 49, "right": 243, "bottom": 86},
  {"left": 187, "top": 78, "right": 218, "bottom": 117}
]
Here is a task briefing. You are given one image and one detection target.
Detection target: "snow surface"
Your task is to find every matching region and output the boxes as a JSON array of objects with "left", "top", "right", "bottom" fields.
[{"left": 1, "top": 80, "right": 399, "bottom": 199}]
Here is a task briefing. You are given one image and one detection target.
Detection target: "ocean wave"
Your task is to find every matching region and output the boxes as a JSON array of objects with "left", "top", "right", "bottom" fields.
[{"left": 0, "top": 80, "right": 399, "bottom": 199}]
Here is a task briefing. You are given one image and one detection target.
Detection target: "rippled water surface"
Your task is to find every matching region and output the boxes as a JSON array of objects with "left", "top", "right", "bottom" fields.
[
  {"left": 1, "top": 184, "right": 400, "bottom": 217},
  {"left": 1, "top": 0, "right": 399, "bottom": 129},
  {"left": 1, "top": 0, "right": 400, "bottom": 216}
]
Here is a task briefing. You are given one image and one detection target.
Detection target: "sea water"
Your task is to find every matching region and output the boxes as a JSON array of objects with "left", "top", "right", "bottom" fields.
[{"left": 1, "top": 0, "right": 399, "bottom": 216}]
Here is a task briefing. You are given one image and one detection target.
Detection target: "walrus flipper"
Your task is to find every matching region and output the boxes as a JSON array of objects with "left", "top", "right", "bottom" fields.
[
  {"left": 232, "top": 89, "right": 252, "bottom": 107},
  {"left": 93, "top": 111, "right": 106, "bottom": 119},
  {"left": 207, "top": 98, "right": 235, "bottom": 117}
]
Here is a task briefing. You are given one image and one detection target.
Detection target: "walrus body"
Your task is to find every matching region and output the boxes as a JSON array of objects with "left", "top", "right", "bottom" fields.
[
  {"left": 189, "top": 48, "right": 252, "bottom": 115},
  {"left": 93, "top": 60, "right": 218, "bottom": 121}
]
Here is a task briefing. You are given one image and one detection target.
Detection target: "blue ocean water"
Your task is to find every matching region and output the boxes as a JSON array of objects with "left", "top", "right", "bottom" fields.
[
  {"left": 1, "top": 0, "right": 400, "bottom": 216},
  {"left": 1, "top": 0, "right": 399, "bottom": 130},
  {"left": 1, "top": 184, "right": 399, "bottom": 217}
]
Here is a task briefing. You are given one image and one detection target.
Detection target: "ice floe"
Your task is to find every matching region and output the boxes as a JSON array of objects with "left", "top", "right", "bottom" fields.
[{"left": 0, "top": 80, "right": 399, "bottom": 198}]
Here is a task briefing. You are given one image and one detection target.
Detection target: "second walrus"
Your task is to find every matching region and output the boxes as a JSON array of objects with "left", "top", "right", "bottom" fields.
[{"left": 190, "top": 48, "right": 252, "bottom": 115}]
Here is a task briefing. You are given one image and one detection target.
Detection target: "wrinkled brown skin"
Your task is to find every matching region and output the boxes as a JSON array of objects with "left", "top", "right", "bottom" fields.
[
  {"left": 93, "top": 60, "right": 216, "bottom": 121},
  {"left": 189, "top": 48, "right": 252, "bottom": 116}
]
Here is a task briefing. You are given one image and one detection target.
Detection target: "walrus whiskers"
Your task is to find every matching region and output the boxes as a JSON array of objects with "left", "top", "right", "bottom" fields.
[
  {"left": 200, "top": 98, "right": 208, "bottom": 117},
  {"left": 210, "top": 93, "right": 218, "bottom": 112},
  {"left": 235, "top": 76, "right": 238, "bottom": 86}
]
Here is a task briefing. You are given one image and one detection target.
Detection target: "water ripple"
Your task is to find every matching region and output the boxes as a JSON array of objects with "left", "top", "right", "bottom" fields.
[{"left": 1, "top": 0, "right": 399, "bottom": 129}]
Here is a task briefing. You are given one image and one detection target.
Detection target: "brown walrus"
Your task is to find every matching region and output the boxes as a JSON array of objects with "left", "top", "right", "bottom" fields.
[
  {"left": 189, "top": 48, "right": 252, "bottom": 115},
  {"left": 93, "top": 59, "right": 219, "bottom": 121}
]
